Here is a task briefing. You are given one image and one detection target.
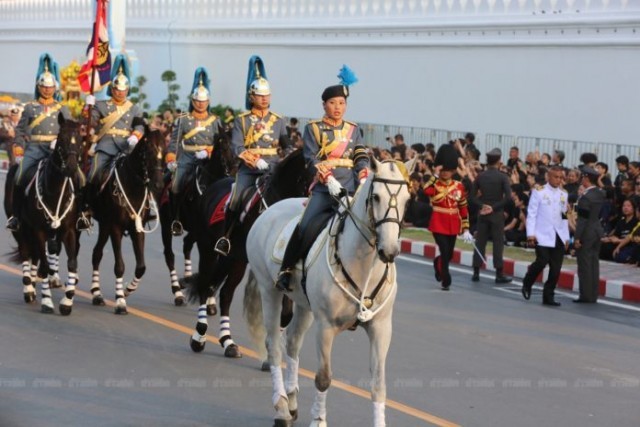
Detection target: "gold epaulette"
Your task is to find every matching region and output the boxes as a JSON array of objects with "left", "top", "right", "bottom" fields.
[
  {"left": 344, "top": 120, "right": 358, "bottom": 127},
  {"left": 269, "top": 111, "right": 282, "bottom": 119},
  {"left": 238, "top": 111, "right": 251, "bottom": 118},
  {"left": 534, "top": 184, "right": 544, "bottom": 191}
]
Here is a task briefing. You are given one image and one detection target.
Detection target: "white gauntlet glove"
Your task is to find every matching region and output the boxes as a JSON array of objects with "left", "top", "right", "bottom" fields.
[
  {"left": 195, "top": 149, "right": 209, "bottom": 160},
  {"left": 85, "top": 94, "right": 96, "bottom": 106},
  {"left": 326, "top": 176, "right": 344, "bottom": 198},
  {"left": 462, "top": 230, "right": 474, "bottom": 243},
  {"left": 256, "top": 158, "right": 269, "bottom": 171},
  {"left": 127, "top": 135, "right": 139, "bottom": 147},
  {"left": 49, "top": 139, "right": 57, "bottom": 150},
  {"left": 167, "top": 161, "right": 177, "bottom": 172}
]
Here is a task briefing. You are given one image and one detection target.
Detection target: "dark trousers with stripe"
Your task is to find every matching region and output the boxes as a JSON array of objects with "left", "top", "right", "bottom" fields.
[{"left": 433, "top": 233, "right": 457, "bottom": 287}]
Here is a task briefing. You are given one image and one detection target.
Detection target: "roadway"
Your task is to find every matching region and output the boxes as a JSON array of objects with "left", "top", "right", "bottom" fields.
[{"left": 1, "top": 175, "right": 639, "bottom": 427}]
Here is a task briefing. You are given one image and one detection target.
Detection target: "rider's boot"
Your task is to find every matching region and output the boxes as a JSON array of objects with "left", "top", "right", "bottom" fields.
[
  {"left": 275, "top": 225, "right": 302, "bottom": 292},
  {"left": 6, "top": 184, "right": 25, "bottom": 232},
  {"left": 170, "top": 192, "right": 184, "bottom": 236},
  {"left": 214, "top": 209, "right": 239, "bottom": 256}
]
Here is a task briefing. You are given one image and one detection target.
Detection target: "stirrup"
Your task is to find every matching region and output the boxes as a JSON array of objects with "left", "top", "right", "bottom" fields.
[
  {"left": 214, "top": 237, "right": 230, "bottom": 256},
  {"left": 6, "top": 216, "right": 19, "bottom": 232},
  {"left": 171, "top": 220, "right": 184, "bottom": 236},
  {"left": 274, "top": 269, "right": 293, "bottom": 292},
  {"left": 77, "top": 213, "right": 92, "bottom": 231}
]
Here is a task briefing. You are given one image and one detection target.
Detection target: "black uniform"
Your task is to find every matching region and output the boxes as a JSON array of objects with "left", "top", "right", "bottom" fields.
[{"left": 575, "top": 186, "right": 606, "bottom": 303}]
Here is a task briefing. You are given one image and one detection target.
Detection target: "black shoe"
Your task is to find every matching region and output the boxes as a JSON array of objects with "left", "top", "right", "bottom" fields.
[
  {"left": 572, "top": 298, "right": 595, "bottom": 303},
  {"left": 275, "top": 270, "right": 293, "bottom": 292},
  {"left": 542, "top": 299, "right": 561, "bottom": 307},
  {"left": 471, "top": 268, "right": 480, "bottom": 282},
  {"left": 171, "top": 220, "right": 184, "bottom": 236},
  {"left": 521, "top": 278, "right": 532, "bottom": 300},
  {"left": 214, "top": 236, "right": 230, "bottom": 256},
  {"left": 440, "top": 284, "right": 450, "bottom": 291},
  {"left": 76, "top": 213, "right": 92, "bottom": 231},
  {"left": 6, "top": 216, "right": 19, "bottom": 232},
  {"left": 495, "top": 274, "right": 512, "bottom": 284},
  {"left": 433, "top": 256, "right": 442, "bottom": 282}
]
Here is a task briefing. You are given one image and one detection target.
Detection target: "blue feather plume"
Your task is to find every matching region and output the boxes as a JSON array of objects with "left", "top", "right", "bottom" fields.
[{"left": 338, "top": 65, "right": 358, "bottom": 87}]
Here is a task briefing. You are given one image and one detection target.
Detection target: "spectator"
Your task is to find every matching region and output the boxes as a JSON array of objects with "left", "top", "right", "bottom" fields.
[
  {"left": 552, "top": 149, "right": 565, "bottom": 168},
  {"left": 600, "top": 198, "right": 638, "bottom": 262},
  {"left": 389, "top": 133, "right": 407, "bottom": 161},
  {"left": 504, "top": 190, "right": 528, "bottom": 247},
  {"left": 0, "top": 106, "right": 20, "bottom": 161},
  {"left": 507, "top": 146, "right": 521, "bottom": 170},
  {"left": 541, "top": 152, "right": 551, "bottom": 167},
  {"left": 564, "top": 168, "right": 581, "bottom": 196},
  {"left": 579, "top": 152, "right": 598, "bottom": 169},
  {"left": 404, "top": 171, "right": 432, "bottom": 228},
  {"left": 629, "top": 161, "right": 640, "bottom": 182},
  {"left": 595, "top": 161, "right": 612, "bottom": 188},
  {"left": 612, "top": 204, "right": 640, "bottom": 265},
  {"left": 286, "top": 117, "right": 298, "bottom": 138},
  {"left": 290, "top": 130, "right": 303, "bottom": 150}
]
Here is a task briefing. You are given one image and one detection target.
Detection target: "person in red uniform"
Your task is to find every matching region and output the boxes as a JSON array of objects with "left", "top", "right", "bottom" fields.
[{"left": 423, "top": 144, "right": 473, "bottom": 290}]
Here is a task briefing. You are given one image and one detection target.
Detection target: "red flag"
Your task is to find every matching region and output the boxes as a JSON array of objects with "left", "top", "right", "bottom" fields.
[{"left": 78, "top": 0, "right": 111, "bottom": 94}]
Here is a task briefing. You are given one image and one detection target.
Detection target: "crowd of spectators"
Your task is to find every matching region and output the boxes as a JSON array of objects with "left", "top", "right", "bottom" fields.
[{"left": 386, "top": 133, "right": 640, "bottom": 267}]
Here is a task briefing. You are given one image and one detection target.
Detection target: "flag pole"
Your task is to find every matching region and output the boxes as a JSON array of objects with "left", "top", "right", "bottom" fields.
[{"left": 83, "top": 0, "right": 104, "bottom": 171}]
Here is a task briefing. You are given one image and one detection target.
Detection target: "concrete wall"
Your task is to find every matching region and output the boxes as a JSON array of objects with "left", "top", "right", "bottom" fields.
[{"left": 0, "top": 0, "right": 639, "bottom": 146}]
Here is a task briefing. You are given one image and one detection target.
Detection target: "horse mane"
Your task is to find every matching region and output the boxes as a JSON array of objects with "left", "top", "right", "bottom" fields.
[{"left": 266, "top": 149, "right": 310, "bottom": 201}]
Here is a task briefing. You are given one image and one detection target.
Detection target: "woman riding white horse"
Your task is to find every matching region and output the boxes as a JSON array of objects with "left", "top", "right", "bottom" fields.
[{"left": 244, "top": 156, "right": 412, "bottom": 427}]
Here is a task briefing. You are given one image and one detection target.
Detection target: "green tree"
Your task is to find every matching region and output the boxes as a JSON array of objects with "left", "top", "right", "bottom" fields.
[
  {"left": 129, "top": 75, "right": 150, "bottom": 110},
  {"left": 160, "top": 70, "right": 180, "bottom": 111}
]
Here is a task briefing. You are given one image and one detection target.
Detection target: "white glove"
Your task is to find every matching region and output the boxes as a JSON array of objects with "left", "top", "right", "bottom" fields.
[
  {"left": 195, "top": 149, "right": 209, "bottom": 160},
  {"left": 256, "top": 158, "right": 269, "bottom": 171},
  {"left": 462, "top": 230, "right": 474, "bottom": 243},
  {"left": 127, "top": 135, "right": 139, "bottom": 147},
  {"left": 167, "top": 161, "right": 177, "bottom": 172},
  {"left": 326, "top": 176, "right": 344, "bottom": 197},
  {"left": 49, "top": 139, "right": 57, "bottom": 150},
  {"left": 85, "top": 95, "right": 96, "bottom": 106},
  {"left": 14, "top": 156, "right": 23, "bottom": 165},
  {"left": 360, "top": 178, "right": 367, "bottom": 185}
]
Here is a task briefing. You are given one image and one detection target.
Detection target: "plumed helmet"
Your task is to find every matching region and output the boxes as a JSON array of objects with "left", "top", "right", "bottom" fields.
[
  {"left": 245, "top": 55, "right": 270, "bottom": 109},
  {"left": 189, "top": 67, "right": 211, "bottom": 111},
  {"left": 322, "top": 65, "right": 358, "bottom": 102},
  {"left": 434, "top": 144, "right": 460, "bottom": 171},
  {"left": 35, "top": 53, "right": 61, "bottom": 100},
  {"left": 108, "top": 54, "right": 131, "bottom": 96}
]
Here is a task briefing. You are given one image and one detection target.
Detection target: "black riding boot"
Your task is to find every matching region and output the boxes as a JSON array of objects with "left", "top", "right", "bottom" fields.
[
  {"left": 6, "top": 184, "right": 25, "bottom": 231},
  {"left": 170, "top": 193, "right": 184, "bottom": 236},
  {"left": 495, "top": 268, "right": 513, "bottom": 284},
  {"left": 275, "top": 225, "right": 302, "bottom": 292},
  {"left": 214, "top": 209, "right": 239, "bottom": 256}
]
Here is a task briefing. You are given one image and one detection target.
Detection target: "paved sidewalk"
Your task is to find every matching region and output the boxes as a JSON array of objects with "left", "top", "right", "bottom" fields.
[{"left": 400, "top": 239, "right": 640, "bottom": 304}]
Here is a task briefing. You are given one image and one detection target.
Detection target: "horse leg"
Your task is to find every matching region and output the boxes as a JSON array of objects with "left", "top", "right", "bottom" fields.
[
  {"left": 90, "top": 225, "right": 109, "bottom": 306},
  {"left": 310, "top": 320, "right": 338, "bottom": 427},
  {"left": 218, "top": 261, "right": 246, "bottom": 359},
  {"left": 363, "top": 315, "right": 393, "bottom": 427},
  {"left": 161, "top": 210, "right": 184, "bottom": 305},
  {"left": 36, "top": 232, "right": 54, "bottom": 314},
  {"left": 189, "top": 241, "right": 221, "bottom": 353},
  {"left": 110, "top": 229, "right": 127, "bottom": 315},
  {"left": 59, "top": 230, "right": 78, "bottom": 316},
  {"left": 16, "top": 233, "right": 36, "bottom": 303},
  {"left": 46, "top": 238, "right": 62, "bottom": 289},
  {"left": 183, "top": 233, "right": 195, "bottom": 278},
  {"left": 124, "top": 231, "right": 146, "bottom": 297},
  {"left": 283, "top": 305, "right": 314, "bottom": 422}
]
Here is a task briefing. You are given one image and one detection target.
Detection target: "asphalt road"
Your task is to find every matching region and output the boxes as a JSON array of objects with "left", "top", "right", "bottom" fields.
[{"left": 1, "top": 174, "right": 639, "bottom": 427}]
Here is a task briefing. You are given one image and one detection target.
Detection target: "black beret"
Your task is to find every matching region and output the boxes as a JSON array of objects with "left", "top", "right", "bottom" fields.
[{"left": 322, "top": 85, "right": 349, "bottom": 102}]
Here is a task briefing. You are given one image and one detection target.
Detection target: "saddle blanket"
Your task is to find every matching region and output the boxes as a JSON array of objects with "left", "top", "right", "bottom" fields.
[{"left": 271, "top": 214, "right": 331, "bottom": 270}]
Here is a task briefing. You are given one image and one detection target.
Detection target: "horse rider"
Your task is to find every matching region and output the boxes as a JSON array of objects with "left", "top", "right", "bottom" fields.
[
  {"left": 84, "top": 54, "right": 144, "bottom": 216},
  {"left": 166, "top": 67, "right": 223, "bottom": 236},
  {"left": 6, "top": 53, "right": 74, "bottom": 232},
  {"left": 214, "top": 55, "right": 290, "bottom": 256},
  {"left": 275, "top": 65, "right": 368, "bottom": 292}
]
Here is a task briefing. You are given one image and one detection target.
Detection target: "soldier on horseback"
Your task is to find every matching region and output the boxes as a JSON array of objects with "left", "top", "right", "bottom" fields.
[
  {"left": 214, "top": 55, "right": 290, "bottom": 256},
  {"left": 6, "top": 53, "right": 74, "bottom": 232},
  {"left": 166, "top": 67, "right": 223, "bottom": 236},
  {"left": 275, "top": 66, "right": 369, "bottom": 292},
  {"left": 83, "top": 54, "right": 144, "bottom": 224}
]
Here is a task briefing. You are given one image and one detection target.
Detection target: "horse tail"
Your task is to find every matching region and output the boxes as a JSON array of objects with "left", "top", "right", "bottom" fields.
[{"left": 243, "top": 268, "right": 267, "bottom": 361}]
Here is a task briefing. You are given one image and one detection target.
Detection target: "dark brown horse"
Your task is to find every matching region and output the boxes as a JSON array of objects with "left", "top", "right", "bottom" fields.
[
  {"left": 6, "top": 116, "right": 83, "bottom": 315},
  {"left": 88, "top": 127, "right": 164, "bottom": 314}
]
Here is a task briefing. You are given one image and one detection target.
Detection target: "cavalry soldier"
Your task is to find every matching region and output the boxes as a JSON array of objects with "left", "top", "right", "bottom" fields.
[
  {"left": 275, "top": 66, "right": 368, "bottom": 292},
  {"left": 214, "top": 55, "right": 290, "bottom": 256},
  {"left": 6, "top": 53, "right": 73, "bottom": 231},
  {"left": 166, "top": 67, "right": 223, "bottom": 236},
  {"left": 85, "top": 54, "right": 144, "bottom": 189},
  {"left": 423, "top": 144, "right": 473, "bottom": 291}
]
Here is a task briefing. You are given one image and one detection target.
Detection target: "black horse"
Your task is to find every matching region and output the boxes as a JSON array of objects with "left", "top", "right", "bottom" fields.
[
  {"left": 6, "top": 116, "right": 83, "bottom": 315},
  {"left": 186, "top": 148, "right": 313, "bottom": 358},
  {"left": 89, "top": 127, "right": 165, "bottom": 314},
  {"left": 159, "top": 132, "right": 235, "bottom": 306}
]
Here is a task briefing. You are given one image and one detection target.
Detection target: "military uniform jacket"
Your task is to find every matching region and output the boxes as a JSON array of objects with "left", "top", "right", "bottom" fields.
[
  {"left": 525, "top": 183, "right": 570, "bottom": 247},
  {"left": 470, "top": 167, "right": 511, "bottom": 212},
  {"left": 303, "top": 118, "right": 368, "bottom": 194},
  {"left": 15, "top": 100, "right": 72, "bottom": 156},
  {"left": 91, "top": 99, "right": 144, "bottom": 156},
  {"left": 231, "top": 110, "right": 289, "bottom": 166},
  {"left": 169, "top": 113, "right": 223, "bottom": 167},
  {"left": 574, "top": 186, "right": 606, "bottom": 243},
  {"left": 424, "top": 177, "right": 469, "bottom": 235}
]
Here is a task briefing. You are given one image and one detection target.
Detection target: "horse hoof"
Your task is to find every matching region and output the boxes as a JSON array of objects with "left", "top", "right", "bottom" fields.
[
  {"left": 114, "top": 306, "right": 128, "bottom": 315},
  {"left": 49, "top": 277, "right": 62, "bottom": 289},
  {"left": 289, "top": 409, "right": 298, "bottom": 421},
  {"left": 273, "top": 419, "right": 294, "bottom": 427},
  {"left": 59, "top": 304, "right": 72, "bottom": 316},
  {"left": 174, "top": 296, "right": 185, "bottom": 306},
  {"left": 41, "top": 305, "right": 54, "bottom": 314},
  {"left": 23, "top": 292, "right": 36, "bottom": 304},
  {"left": 261, "top": 361, "right": 270, "bottom": 372},
  {"left": 22, "top": 276, "right": 32, "bottom": 285},
  {"left": 190, "top": 338, "right": 206, "bottom": 353},
  {"left": 206, "top": 304, "right": 217, "bottom": 316},
  {"left": 92, "top": 295, "right": 105, "bottom": 306},
  {"left": 224, "top": 344, "right": 242, "bottom": 359}
]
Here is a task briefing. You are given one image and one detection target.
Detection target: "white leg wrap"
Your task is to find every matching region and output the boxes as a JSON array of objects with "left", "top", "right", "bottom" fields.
[
  {"left": 66, "top": 272, "right": 78, "bottom": 287},
  {"left": 23, "top": 284, "right": 35, "bottom": 295},
  {"left": 191, "top": 331, "right": 206, "bottom": 344},
  {"left": 47, "top": 252, "right": 59, "bottom": 274},
  {"left": 41, "top": 279, "right": 53, "bottom": 309},
  {"left": 270, "top": 365, "right": 287, "bottom": 408},
  {"left": 22, "top": 261, "right": 31, "bottom": 279},
  {"left": 170, "top": 269, "right": 179, "bottom": 288},
  {"left": 115, "top": 277, "right": 124, "bottom": 298},
  {"left": 219, "top": 315, "right": 231, "bottom": 339},
  {"left": 184, "top": 260, "right": 192, "bottom": 277},
  {"left": 91, "top": 270, "right": 100, "bottom": 291},
  {"left": 126, "top": 276, "right": 141, "bottom": 295},
  {"left": 30, "top": 263, "right": 38, "bottom": 280},
  {"left": 311, "top": 389, "right": 328, "bottom": 421},
  {"left": 284, "top": 354, "right": 299, "bottom": 395},
  {"left": 373, "top": 401, "right": 386, "bottom": 427},
  {"left": 206, "top": 295, "right": 216, "bottom": 307}
]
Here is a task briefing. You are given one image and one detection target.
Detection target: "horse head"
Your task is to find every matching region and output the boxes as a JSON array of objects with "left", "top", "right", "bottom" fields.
[
  {"left": 366, "top": 157, "right": 411, "bottom": 263},
  {"left": 129, "top": 122, "right": 165, "bottom": 196},
  {"left": 265, "top": 149, "right": 312, "bottom": 203},
  {"left": 53, "top": 114, "right": 82, "bottom": 178},
  {"left": 200, "top": 130, "right": 235, "bottom": 185}
]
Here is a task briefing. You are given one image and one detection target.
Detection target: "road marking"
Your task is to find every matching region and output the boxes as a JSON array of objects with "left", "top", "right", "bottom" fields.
[
  {"left": 0, "top": 261, "right": 459, "bottom": 427},
  {"left": 398, "top": 255, "right": 640, "bottom": 312}
]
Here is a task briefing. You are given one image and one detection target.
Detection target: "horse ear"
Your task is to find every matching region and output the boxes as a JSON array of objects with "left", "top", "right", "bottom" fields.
[
  {"left": 57, "top": 111, "right": 65, "bottom": 127},
  {"left": 404, "top": 156, "right": 418, "bottom": 174},
  {"left": 370, "top": 154, "right": 382, "bottom": 173}
]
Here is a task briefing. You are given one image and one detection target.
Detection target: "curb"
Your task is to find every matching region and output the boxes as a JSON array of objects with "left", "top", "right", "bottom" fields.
[{"left": 400, "top": 239, "right": 640, "bottom": 304}]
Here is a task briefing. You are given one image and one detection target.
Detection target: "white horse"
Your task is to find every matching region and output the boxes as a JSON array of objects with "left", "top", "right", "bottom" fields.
[{"left": 244, "top": 158, "right": 411, "bottom": 427}]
